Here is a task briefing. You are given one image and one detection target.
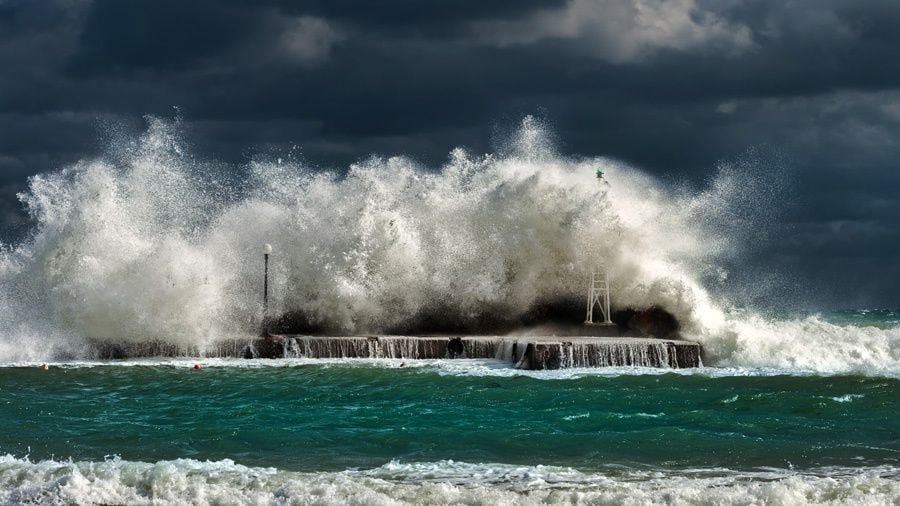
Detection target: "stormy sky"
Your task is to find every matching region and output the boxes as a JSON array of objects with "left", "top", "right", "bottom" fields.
[{"left": 1, "top": 0, "right": 898, "bottom": 307}]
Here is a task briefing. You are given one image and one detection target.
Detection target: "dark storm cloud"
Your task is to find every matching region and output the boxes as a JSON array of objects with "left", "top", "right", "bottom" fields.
[
  {"left": 0, "top": 0, "right": 899, "bottom": 306},
  {"left": 273, "top": 0, "right": 568, "bottom": 34},
  {"left": 69, "top": 0, "right": 253, "bottom": 73}
]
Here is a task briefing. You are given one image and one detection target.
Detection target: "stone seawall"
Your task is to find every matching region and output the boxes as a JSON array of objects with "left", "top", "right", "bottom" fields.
[
  {"left": 90, "top": 335, "right": 702, "bottom": 369},
  {"left": 244, "top": 335, "right": 701, "bottom": 369}
]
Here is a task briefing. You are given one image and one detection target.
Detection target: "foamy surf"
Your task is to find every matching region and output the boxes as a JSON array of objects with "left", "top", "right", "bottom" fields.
[
  {"left": 1, "top": 456, "right": 896, "bottom": 506},
  {"left": 3, "top": 356, "right": 898, "bottom": 379},
  {"left": 2, "top": 357, "right": 893, "bottom": 379},
  {"left": 693, "top": 313, "right": 900, "bottom": 376}
]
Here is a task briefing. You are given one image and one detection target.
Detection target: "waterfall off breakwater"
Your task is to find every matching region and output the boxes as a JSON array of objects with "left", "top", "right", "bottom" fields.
[{"left": 91, "top": 335, "right": 702, "bottom": 369}]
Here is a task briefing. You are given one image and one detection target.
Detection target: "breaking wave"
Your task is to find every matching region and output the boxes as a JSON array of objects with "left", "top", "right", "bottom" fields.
[
  {"left": 1, "top": 456, "right": 896, "bottom": 506},
  {"left": 0, "top": 115, "right": 897, "bottom": 375}
]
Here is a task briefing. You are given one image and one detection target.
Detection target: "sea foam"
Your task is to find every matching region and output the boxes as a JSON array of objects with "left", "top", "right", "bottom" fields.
[{"left": 1, "top": 455, "right": 896, "bottom": 506}]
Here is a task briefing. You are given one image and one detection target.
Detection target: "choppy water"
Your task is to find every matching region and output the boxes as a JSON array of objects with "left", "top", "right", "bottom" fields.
[{"left": 1, "top": 357, "right": 898, "bottom": 505}]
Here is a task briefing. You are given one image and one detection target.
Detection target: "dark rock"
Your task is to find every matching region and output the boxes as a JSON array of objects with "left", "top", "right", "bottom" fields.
[
  {"left": 611, "top": 306, "right": 681, "bottom": 339},
  {"left": 260, "top": 298, "right": 680, "bottom": 340},
  {"left": 263, "top": 296, "right": 588, "bottom": 335}
]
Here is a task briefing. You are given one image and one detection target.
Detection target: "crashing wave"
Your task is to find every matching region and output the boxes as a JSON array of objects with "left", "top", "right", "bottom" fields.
[
  {"left": 0, "top": 115, "right": 897, "bottom": 375},
  {"left": 1, "top": 455, "right": 896, "bottom": 506}
]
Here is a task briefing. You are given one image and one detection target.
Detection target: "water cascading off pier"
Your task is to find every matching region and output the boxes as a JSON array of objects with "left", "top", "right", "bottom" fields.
[{"left": 236, "top": 335, "right": 702, "bottom": 369}]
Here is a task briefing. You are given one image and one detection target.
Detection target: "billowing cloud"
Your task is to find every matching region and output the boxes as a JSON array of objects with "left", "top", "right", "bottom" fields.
[
  {"left": 279, "top": 16, "right": 344, "bottom": 65},
  {"left": 472, "top": 0, "right": 755, "bottom": 62}
]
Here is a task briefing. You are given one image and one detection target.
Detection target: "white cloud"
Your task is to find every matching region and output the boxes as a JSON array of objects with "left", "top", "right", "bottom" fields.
[
  {"left": 716, "top": 101, "right": 738, "bottom": 114},
  {"left": 472, "top": 0, "right": 754, "bottom": 62},
  {"left": 279, "top": 16, "right": 344, "bottom": 65}
]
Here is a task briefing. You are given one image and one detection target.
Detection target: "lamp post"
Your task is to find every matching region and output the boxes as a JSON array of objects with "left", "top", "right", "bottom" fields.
[{"left": 262, "top": 243, "right": 272, "bottom": 337}]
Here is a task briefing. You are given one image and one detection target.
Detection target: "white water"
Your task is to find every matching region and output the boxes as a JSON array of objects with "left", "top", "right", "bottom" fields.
[
  {"left": 4, "top": 357, "right": 895, "bottom": 381},
  {"left": 0, "top": 116, "right": 898, "bottom": 375},
  {"left": 1, "top": 455, "right": 896, "bottom": 506}
]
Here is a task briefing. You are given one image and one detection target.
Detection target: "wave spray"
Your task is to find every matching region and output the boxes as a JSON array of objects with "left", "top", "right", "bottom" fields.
[{"left": 0, "top": 116, "right": 897, "bottom": 374}]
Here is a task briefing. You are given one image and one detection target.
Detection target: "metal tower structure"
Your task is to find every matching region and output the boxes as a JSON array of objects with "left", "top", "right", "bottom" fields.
[{"left": 585, "top": 268, "right": 612, "bottom": 325}]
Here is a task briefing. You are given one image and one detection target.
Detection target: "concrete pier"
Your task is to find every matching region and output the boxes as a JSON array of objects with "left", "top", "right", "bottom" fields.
[
  {"left": 90, "top": 335, "right": 702, "bottom": 369},
  {"left": 242, "top": 335, "right": 703, "bottom": 369}
]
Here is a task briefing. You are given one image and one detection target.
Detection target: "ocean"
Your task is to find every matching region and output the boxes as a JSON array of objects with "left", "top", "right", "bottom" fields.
[{"left": 1, "top": 312, "right": 898, "bottom": 504}]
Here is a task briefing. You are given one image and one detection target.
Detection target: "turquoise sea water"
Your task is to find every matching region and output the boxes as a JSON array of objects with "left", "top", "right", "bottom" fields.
[
  {"left": 1, "top": 358, "right": 898, "bottom": 504},
  {"left": 800, "top": 309, "right": 900, "bottom": 329},
  {"left": 2, "top": 364, "right": 898, "bottom": 472},
  {"left": 0, "top": 309, "right": 896, "bottom": 505}
]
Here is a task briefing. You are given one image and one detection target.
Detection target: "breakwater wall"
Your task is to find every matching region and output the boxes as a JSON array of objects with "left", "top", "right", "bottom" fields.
[{"left": 93, "top": 335, "right": 702, "bottom": 369}]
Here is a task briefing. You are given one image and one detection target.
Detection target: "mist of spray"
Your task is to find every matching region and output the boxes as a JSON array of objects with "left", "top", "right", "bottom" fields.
[{"left": 0, "top": 116, "right": 897, "bottom": 374}]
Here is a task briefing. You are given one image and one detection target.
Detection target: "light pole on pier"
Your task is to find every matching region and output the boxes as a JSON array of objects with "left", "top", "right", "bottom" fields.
[{"left": 262, "top": 243, "right": 272, "bottom": 337}]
